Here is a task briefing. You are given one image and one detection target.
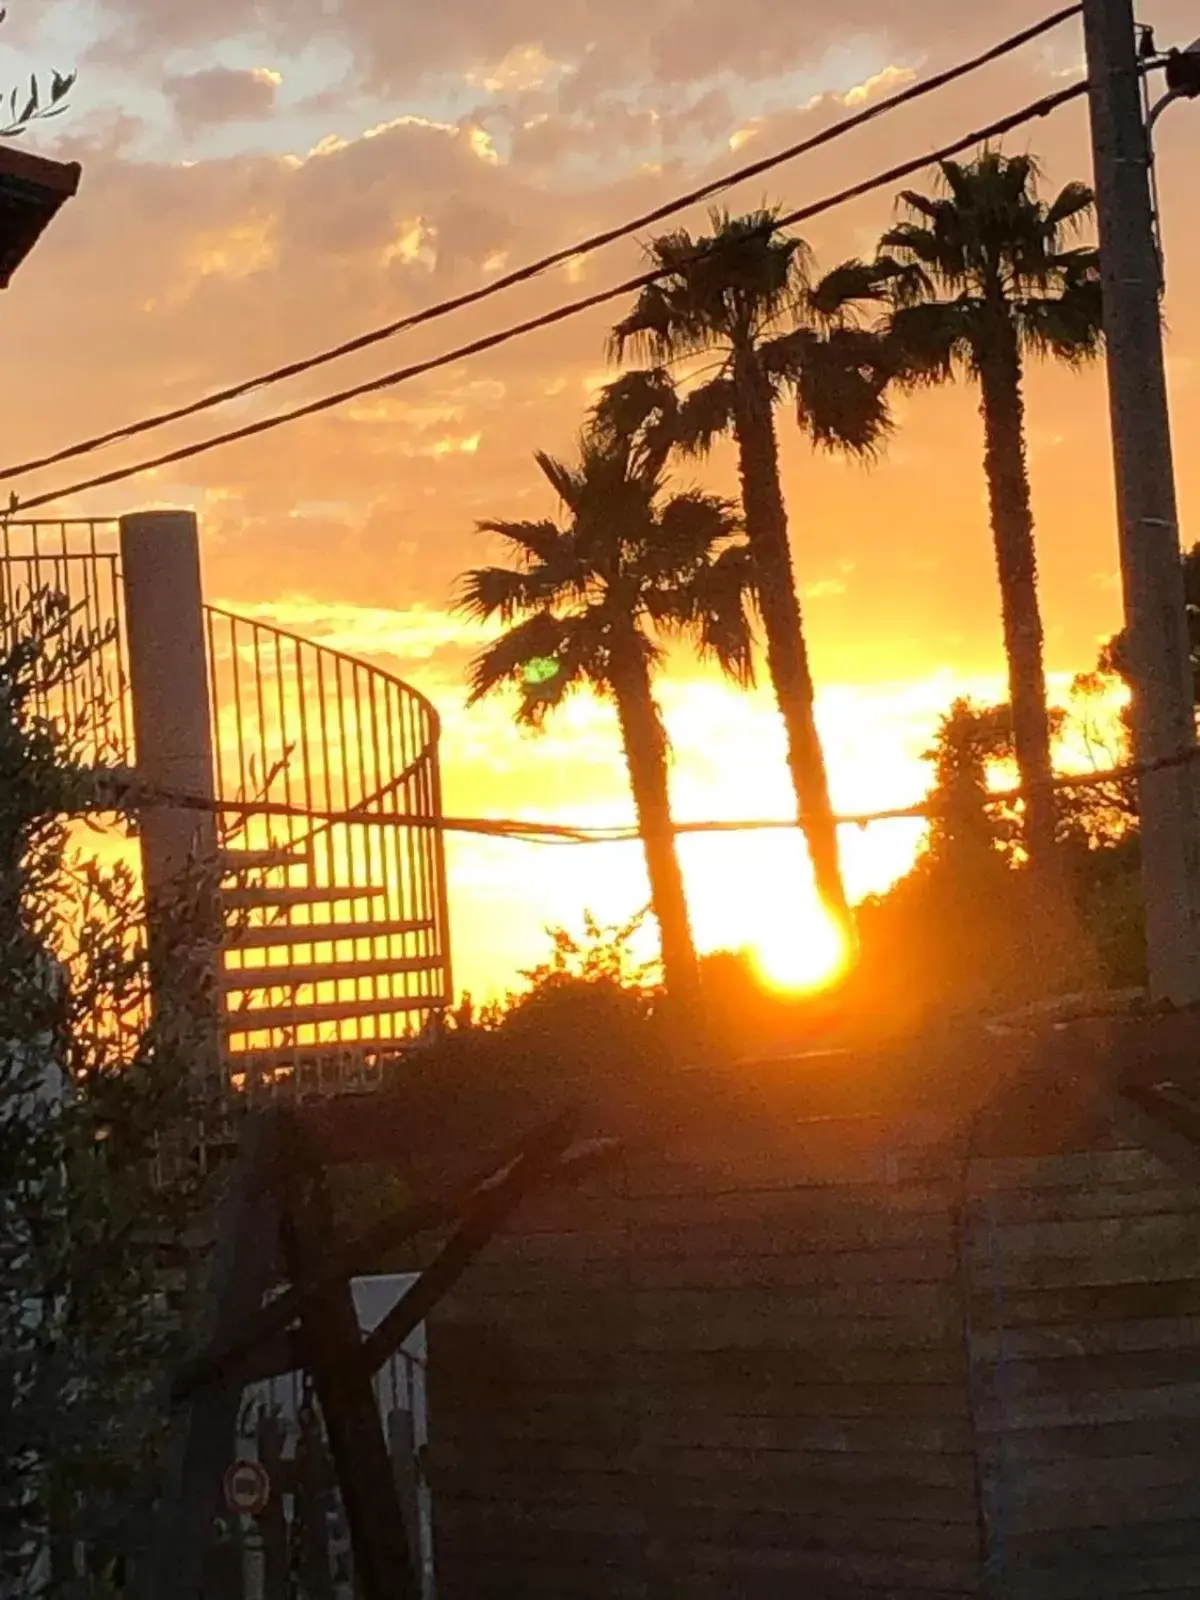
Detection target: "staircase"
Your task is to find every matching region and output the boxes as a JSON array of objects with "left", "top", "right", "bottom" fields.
[{"left": 0, "top": 515, "right": 453, "bottom": 1095}]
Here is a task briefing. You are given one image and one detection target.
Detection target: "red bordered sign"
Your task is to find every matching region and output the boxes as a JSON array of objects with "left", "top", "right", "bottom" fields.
[{"left": 223, "top": 1458, "right": 271, "bottom": 1516}]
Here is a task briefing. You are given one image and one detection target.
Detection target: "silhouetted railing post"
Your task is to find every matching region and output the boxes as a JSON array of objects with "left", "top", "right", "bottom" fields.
[{"left": 120, "top": 509, "right": 223, "bottom": 1095}]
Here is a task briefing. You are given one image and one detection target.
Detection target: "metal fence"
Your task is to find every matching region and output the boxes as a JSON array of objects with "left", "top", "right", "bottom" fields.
[{"left": 0, "top": 519, "right": 453, "bottom": 1089}]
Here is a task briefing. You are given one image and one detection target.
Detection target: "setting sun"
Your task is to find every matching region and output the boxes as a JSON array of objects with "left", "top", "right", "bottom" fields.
[{"left": 747, "top": 906, "right": 849, "bottom": 994}]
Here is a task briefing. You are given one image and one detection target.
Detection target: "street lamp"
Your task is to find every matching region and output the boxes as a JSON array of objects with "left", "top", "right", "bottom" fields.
[{"left": 1150, "top": 38, "right": 1200, "bottom": 129}]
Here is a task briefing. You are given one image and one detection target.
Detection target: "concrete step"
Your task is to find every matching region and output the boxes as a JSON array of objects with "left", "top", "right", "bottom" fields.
[
  {"left": 218, "top": 846, "right": 311, "bottom": 876},
  {"left": 223, "top": 993, "right": 433, "bottom": 1036},
  {"left": 221, "top": 954, "right": 441, "bottom": 992},
  {"left": 221, "top": 883, "right": 386, "bottom": 911},
  {"left": 224, "top": 917, "right": 435, "bottom": 951}
]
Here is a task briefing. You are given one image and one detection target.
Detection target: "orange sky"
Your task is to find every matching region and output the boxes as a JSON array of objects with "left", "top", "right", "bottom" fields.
[{"left": 3, "top": 0, "right": 1198, "bottom": 998}]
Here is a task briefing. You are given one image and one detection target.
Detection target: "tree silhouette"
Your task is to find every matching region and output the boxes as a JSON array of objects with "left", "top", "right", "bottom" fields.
[
  {"left": 878, "top": 151, "right": 1103, "bottom": 870},
  {"left": 605, "top": 208, "right": 894, "bottom": 947},
  {"left": 457, "top": 393, "right": 755, "bottom": 1011}
]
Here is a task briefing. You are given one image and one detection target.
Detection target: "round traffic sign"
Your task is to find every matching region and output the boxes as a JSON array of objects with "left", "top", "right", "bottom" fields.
[{"left": 223, "top": 1458, "right": 271, "bottom": 1516}]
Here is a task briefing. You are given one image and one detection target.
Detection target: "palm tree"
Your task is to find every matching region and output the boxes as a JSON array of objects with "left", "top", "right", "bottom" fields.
[
  {"left": 877, "top": 151, "right": 1103, "bottom": 868},
  {"left": 606, "top": 208, "right": 894, "bottom": 944},
  {"left": 456, "top": 401, "right": 756, "bottom": 1008}
]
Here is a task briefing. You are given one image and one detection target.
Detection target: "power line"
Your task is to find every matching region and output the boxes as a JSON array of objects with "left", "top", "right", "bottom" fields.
[
  {"left": 101, "top": 738, "right": 1163, "bottom": 847},
  {"left": 0, "top": 6, "right": 1082, "bottom": 489},
  {"left": 12, "top": 78, "right": 1088, "bottom": 517}
]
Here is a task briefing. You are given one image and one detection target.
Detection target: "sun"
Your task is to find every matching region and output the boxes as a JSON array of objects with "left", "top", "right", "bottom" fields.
[{"left": 748, "top": 905, "right": 849, "bottom": 994}]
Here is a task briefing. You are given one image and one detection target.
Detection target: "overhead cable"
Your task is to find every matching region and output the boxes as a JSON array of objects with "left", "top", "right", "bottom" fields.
[
  {"left": 102, "top": 736, "right": 1161, "bottom": 848},
  {"left": 0, "top": 6, "right": 1083, "bottom": 487},
  {"left": 11, "top": 79, "right": 1088, "bottom": 516}
]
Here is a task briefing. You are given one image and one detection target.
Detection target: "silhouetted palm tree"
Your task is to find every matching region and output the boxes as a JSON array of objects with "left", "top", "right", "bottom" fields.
[
  {"left": 457, "top": 402, "right": 755, "bottom": 1006},
  {"left": 878, "top": 151, "right": 1103, "bottom": 867},
  {"left": 606, "top": 208, "right": 893, "bottom": 945}
]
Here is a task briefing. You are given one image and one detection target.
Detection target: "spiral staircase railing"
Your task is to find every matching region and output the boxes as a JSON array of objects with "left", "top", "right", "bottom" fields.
[{"left": 0, "top": 517, "right": 452, "bottom": 1096}]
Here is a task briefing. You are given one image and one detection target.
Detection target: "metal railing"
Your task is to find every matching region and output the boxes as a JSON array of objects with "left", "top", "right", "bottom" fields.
[
  {"left": 205, "top": 604, "right": 452, "bottom": 1080},
  {"left": 0, "top": 520, "right": 452, "bottom": 1091},
  {"left": 0, "top": 520, "right": 134, "bottom": 770}
]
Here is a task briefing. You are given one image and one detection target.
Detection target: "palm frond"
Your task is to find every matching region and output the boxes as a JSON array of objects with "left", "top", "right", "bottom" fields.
[
  {"left": 684, "top": 542, "right": 758, "bottom": 687},
  {"left": 465, "top": 611, "right": 569, "bottom": 705},
  {"left": 609, "top": 282, "right": 692, "bottom": 364},
  {"left": 674, "top": 376, "right": 736, "bottom": 456},
  {"left": 648, "top": 490, "right": 741, "bottom": 575},
  {"left": 874, "top": 252, "right": 935, "bottom": 309},
  {"left": 455, "top": 563, "right": 563, "bottom": 626},
  {"left": 785, "top": 327, "right": 895, "bottom": 456},
  {"left": 806, "top": 257, "right": 891, "bottom": 323},
  {"left": 473, "top": 517, "right": 564, "bottom": 568},
  {"left": 877, "top": 222, "right": 953, "bottom": 284},
  {"left": 1044, "top": 180, "right": 1095, "bottom": 238},
  {"left": 1016, "top": 280, "right": 1104, "bottom": 365},
  {"left": 590, "top": 367, "right": 679, "bottom": 480},
  {"left": 514, "top": 626, "right": 604, "bottom": 728},
  {"left": 534, "top": 450, "right": 587, "bottom": 513},
  {"left": 895, "top": 188, "right": 941, "bottom": 221},
  {"left": 592, "top": 367, "right": 676, "bottom": 442},
  {"left": 885, "top": 299, "right": 978, "bottom": 387}
]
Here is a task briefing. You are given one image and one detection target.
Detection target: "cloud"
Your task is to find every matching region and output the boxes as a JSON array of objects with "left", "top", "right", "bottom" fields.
[
  {"left": 88, "top": 0, "right": 1083, "bottom": 109},
  {"left": 468, "top": 43, "right": 564, "bottom": 95},
  {"left": 166, "top": 65, "right": 282, "bottom": 134},
  {"left": 840, "top": 63, "right": 917, "bottom": 107}
]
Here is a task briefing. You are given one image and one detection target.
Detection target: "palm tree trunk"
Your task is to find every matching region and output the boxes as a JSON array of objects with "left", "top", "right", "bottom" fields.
[
  {"left": 609, "top": 650, "right": 702, "bottom": 1011},
  {"left": 977, "top": 311, "right": 1057, "bottom": 864},
  {"left": 731, "top": 352, "right": 851, "bottom": 939}
]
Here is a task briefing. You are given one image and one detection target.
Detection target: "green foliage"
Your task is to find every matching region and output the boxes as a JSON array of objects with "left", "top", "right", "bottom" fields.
[
  {"left": 852, "top": 690, "right": 1144, "bottom": 1028},
  {"left": 0, "top": 11, "right": 76, "bottom": 140},
  {"left": 0, "top": 592, "right": 202, "bottom": 1596},
  {"left": 493, "top": 907, "right": 662, "bottom": 1058},
  {"left": 1101, "top": 541, "right": 1200, "bottom": 705}
]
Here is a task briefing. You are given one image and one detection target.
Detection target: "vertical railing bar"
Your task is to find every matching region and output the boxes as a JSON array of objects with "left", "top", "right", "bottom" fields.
[
  {"left": 292, "top": 635, "right": 315, "bottom": 1073},
  {"left": 332, "top": 655, "right": 351, "bottom": 1054},
  {"left": 294, "top": 635, "right": 314, "bottom": 838},
  {"left": 428, "top": 707, "right": 451, "bottom": 1008},
  {"left": 380, "top": 675, "right": 402, "bottom": 1029},
  {"left": 82, "top": 546, "right": 102, "bottom": 765},
  {"left": 252, "top": 623, "right": 271, "bottom": 801},
  {"left": 313, "top": 644, "right": 336, "bottom": 952},
  {"left": 273, "top": 624, "right": 293, "bottom": 817},
  {"left": 110, "top": 555, "right": 132, "bottom": 767},
  {"left": 357, "top": 665, "right": 380, "bottom": 1038},
  {"left": 409, "top": 698, "right": 430, "bottom": 1012},
  {"left": 353, "top": 667, "right": 370, "bottom": 1051},
  {"left": 205, "top": 608, "right": 225, "bottom": 808},
  {"left": 400, "top": 692, "right": 422, "bottom": 1013},
  {"left": 0, "top": 522, "right": 13, "bottom": 644},
  {"left": 86, "top": 523, "right": 103, "bottom": 764},
  {"left": 229, "top": 617, "right": 248, "bottom": 813}
]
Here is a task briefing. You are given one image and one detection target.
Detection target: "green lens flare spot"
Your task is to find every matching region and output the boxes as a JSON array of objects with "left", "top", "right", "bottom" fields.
[{"left": 523, "top": 657, "right": 559, "bottom": 687}]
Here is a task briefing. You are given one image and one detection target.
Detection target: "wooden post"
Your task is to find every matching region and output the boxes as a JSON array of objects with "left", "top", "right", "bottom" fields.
[
  {"left": 275, "top": 1109, "right": 419, "bottom": 1600},
  {"left": 147, "top": 1111, "right": 281, "bottom": 1600},
  {"left": 255, "top": 1411, "right": 289, "bottom": 1600}
]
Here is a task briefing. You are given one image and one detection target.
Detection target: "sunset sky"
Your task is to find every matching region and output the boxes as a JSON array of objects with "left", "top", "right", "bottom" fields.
[{"left": 3, "top": 0, "right": 1198, "bottom": 1000}]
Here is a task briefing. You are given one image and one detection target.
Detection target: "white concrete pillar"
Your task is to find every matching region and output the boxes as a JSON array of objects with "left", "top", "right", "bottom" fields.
[
  {"left": 120, "top": 509, "right": 217, "bottom": 883},
  {"left": 119, "top": 509, "right": 221, "bottom": 1085}
]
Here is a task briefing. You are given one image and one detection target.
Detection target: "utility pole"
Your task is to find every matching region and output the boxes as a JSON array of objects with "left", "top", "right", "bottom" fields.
[{"left": 1083, "top": 0, "right": 1200, "bottom": 1005}]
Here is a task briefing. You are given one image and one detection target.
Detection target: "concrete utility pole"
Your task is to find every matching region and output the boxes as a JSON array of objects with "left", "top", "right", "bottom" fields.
[{"left": 1083, "top": 0, "right": 1200, "bottom": 1005}]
